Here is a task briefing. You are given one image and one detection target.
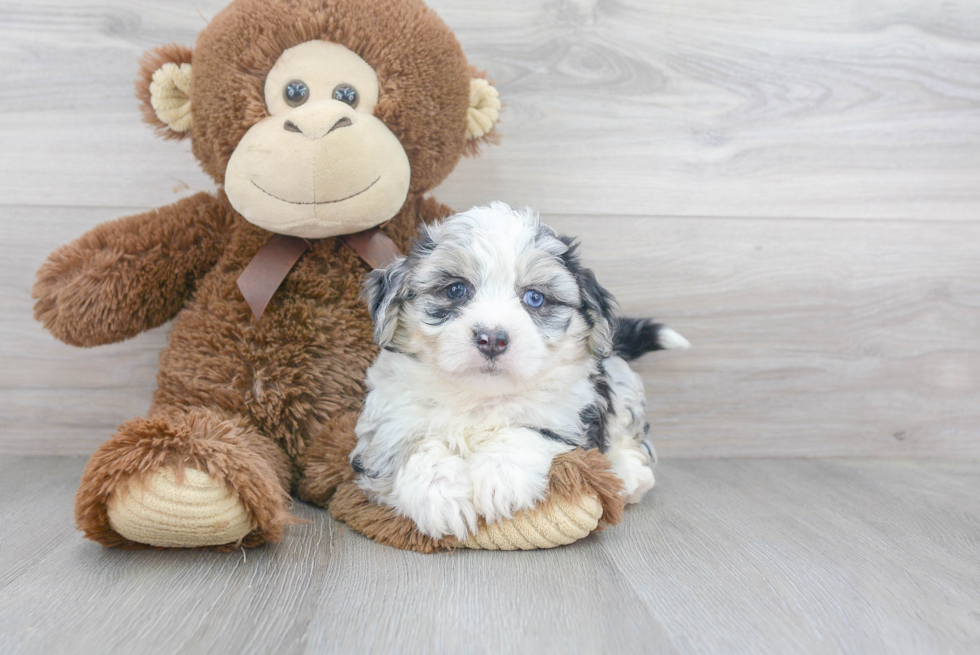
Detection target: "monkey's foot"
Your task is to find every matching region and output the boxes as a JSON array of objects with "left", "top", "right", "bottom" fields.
[{"left": 107, "top": 467, "right": 252, "bottom": 548}]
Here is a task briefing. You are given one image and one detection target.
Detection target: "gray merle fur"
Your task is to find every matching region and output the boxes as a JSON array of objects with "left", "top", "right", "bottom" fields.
[{"left": 557, "top": 237, "right": 617, "bottom": 332}]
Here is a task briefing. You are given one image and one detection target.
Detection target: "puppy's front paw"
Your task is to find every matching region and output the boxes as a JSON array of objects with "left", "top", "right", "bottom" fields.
[
  {"left": 470, "top": 451, "right": 551, "bottom": 524},
  {"left": 391, "top": 450, "right": 477, "bottom": 541},
  {"left": 409, "top": 477, "right": 478, "bottom": 541}
]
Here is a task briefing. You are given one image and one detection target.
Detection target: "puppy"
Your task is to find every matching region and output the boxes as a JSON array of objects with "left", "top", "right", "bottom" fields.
[{"left": 351, "top": 203, "right": 689, "bottom": 540}]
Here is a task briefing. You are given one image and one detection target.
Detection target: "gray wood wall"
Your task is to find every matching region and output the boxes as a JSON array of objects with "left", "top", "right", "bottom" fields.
[{"left": 1, "top": 0, "right": 978, "bottom": 457}]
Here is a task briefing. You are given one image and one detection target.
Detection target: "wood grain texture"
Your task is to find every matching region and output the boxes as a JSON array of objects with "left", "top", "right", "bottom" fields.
[
  {"left": 1, "top": 0, "right": 979, "bottom": 457},
  {"left": 4, "top": 207, "right": 977, "bottom": 457},
  {"left": 1, "top": 456, "right": 978, "bottom": 654},
  {"left": 555, "top": 214, "right": 980, "bottom": 458},
  {"left": 1, "top": 0, "right": 979, "bottom": 218}
]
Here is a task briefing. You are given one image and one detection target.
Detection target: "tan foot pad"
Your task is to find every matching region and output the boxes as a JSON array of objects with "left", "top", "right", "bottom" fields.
[
  {"left": 463, "top": 494, "right": 603, "bottom": 550},
  {"left": 107, "top": 467, "right": 252, "bottom": 548}
]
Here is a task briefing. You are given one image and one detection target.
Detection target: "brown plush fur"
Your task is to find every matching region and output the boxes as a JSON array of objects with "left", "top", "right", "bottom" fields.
[
  {"left": 35, "top": 0, "right": 622, "bottom": 552},
  {"left": 34, "top": 193, "right": 235, "bottom": 347},
  {"left": 184, "top": 0, "right": 472, "bottom": 193}
]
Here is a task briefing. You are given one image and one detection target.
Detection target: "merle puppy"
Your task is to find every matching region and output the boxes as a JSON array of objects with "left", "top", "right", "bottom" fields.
[{"left": 351, "top": 203, "right": 688, "bottom": 540}]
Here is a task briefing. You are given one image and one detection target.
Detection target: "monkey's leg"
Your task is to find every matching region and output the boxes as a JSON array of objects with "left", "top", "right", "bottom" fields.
[
  {"left": 300, "top": 410, "right": 625, "bottom": 552},
  {"left": 75, "top": 408, "right": 294, "bottom": 549}
]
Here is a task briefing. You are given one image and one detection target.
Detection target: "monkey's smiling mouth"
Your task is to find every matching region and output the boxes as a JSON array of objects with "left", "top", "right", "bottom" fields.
[{"left": 250, "top": 176, "right": 381, "bottom": 205}]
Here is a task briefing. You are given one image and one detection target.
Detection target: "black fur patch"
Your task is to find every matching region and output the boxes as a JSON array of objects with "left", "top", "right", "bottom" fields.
[
  {"left": 557, "top": 237, "right": 617, "bottom": 327},
  {"left": 521, "top": 299, "right": 574, "bottom": 334},
  {"left": 591, "top": 367, "right": 614, "bottom": 417},
  {"left": 421, "top": 279, "right": 473, "bottom": 326},
  {"left": 557, "top": 236, "right": 618, "bottom": 355},
  {"left": 578, "top": 365, "right": 613, "bottom": 452},
  {"left": 579, "top": 404, "right": 607, "bottom": 452},
  {"left": 535, "top": 428, "right": 580, "bottom": 448},
  {"left": 350, "top": 453, "right": 382, "bottom": 479},
  {"left": 423, "top": 303, "right": 464, "bottom": 326},
  {"left": 614, "top": 317, "right": 668, "bottom": 361}
]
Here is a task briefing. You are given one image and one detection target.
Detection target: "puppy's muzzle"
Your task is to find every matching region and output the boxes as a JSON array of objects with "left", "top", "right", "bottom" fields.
[{"left": 474, "top": 327, "right": 509, "bottom": 360}]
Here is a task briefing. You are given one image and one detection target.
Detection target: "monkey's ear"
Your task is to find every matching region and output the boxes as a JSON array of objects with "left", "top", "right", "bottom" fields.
[
  {"left": 464, "top": 71, "right": 501, "bottom": 156},
  {"left": 136, "top": 44, "right": 194, "bottom": 140}
]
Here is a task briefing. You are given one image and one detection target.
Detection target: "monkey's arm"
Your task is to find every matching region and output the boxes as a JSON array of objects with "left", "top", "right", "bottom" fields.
[{"left": 33, "top": 192, "right": 234, "bottom": 347}]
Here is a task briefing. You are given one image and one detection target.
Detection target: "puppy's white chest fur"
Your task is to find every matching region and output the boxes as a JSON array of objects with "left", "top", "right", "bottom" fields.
[
  {"left": 362, "top": 350, "right": 596, "bottom": 455},
  {"left": 352, "top": 348, "right": 601, "bottom": 540}
]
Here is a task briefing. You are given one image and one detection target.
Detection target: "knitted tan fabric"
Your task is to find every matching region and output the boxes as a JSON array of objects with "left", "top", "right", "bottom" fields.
[
  {"left": 463, "top": 493, "right": 603, "bottom": 550},
  {"left": 149, "top": 62, "right": 193, "bottom": 134},
  {"left": 466, "top": 78, "right": 500, "bottom": 141},
  {"left": 107, "top": 467, "right": 252, "bottom": 548}
]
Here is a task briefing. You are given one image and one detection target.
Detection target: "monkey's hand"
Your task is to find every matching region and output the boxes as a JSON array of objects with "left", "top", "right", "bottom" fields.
[
  {"left": 33, "top": 192, "right": 233, "bottom": 347},
  {"left": 464, "top": 448, "right": 627, "bottom": 550}
]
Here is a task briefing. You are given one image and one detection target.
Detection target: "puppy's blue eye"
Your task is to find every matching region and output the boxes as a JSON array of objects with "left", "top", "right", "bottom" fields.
[
  {"left": 446, "top": 282, "right": 467, "bottom": 300},
  {"left": 523, "top": 290, "right": 545, "bottom": 308}
]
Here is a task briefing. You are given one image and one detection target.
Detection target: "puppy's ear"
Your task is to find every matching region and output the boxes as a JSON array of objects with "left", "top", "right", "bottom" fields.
[
  {"left": 577, "top": 267, "right": 617, "bottom": 358},
  {"left": 363, "top": 257, "right": 410, "bottom": 348},
  {"left": 560, "top": 237, "right": 617, "bottom": 358}
]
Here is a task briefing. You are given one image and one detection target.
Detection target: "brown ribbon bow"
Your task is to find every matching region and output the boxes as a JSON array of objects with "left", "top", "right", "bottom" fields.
[{"left": 236, "top": 228, "right": 402, "bottom": 320}]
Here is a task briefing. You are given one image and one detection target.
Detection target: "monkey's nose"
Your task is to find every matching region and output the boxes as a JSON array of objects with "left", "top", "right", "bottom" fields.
[
  {"left": 475, "top": 328, "right": 509, "bottom": 360},
  {"left": 327, "top": 117, "right": 353, "bottom": 134},
  {"left": 283, "top": 116, "right": 353, "bottom": 138}
]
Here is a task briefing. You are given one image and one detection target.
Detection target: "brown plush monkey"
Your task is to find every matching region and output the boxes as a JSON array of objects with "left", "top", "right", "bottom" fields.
[{"left": 33, "top": 0, "right": 625, "bottom": 552}]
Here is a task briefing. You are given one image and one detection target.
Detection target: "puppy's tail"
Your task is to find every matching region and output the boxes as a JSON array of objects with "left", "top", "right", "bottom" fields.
[{"left": 612, "top": 318, "right": 690, "bottom": 361}]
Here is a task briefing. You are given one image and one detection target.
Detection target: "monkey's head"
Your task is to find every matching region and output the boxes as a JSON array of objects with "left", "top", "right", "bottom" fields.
[{"left": 137, "top": 0, "right": 500, "bottom": 239}]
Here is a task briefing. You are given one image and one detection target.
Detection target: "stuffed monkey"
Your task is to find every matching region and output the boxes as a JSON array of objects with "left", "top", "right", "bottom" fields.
[{"left": 34, "top": 0, "right": 625, "bottom": 552}]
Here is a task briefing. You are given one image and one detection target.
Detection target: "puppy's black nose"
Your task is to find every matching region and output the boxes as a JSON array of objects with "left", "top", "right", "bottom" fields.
[{"left": 475, "top": 328, "right": 509, "bottom": 360}]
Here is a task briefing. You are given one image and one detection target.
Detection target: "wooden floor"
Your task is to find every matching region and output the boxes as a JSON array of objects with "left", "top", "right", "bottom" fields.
[
  {"left": 1, "top": 0, "right": 978, "bottom": 458},
  {"left": 1, "top": 2, "right": 979, "bottom": 653},
  {"left": 1, "top": 456, "right": 977, "bottom": 654}
]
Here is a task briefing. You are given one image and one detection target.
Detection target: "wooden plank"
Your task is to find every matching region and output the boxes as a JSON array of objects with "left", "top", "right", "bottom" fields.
[
  {"left": 0, "top": 206, "right": 161, "bottom": 454},
  {"left": 0, "top": 0, "right": 978, "bottom": 219},
  {"left": 1, "top": 456, "right": 977, "bottom": 654},
  {"left": 604, "top": 458, "right": 980, "bottom": 654},
  {"left": 0, "top": 455, "right": 673, "bottom": 654},
  {"left": 4, "top": 206, "right": 977, "bottom": 457},
  {"left": 551, "top": 213, "right": 980, "bottom": 458}
]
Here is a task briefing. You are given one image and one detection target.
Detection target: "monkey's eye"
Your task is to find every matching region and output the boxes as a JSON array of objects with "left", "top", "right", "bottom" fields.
[
  {"left": 333, "top": 84, "right": 359, "bottom": 108},
  {"left": 446, "top": 282, "right": 468, "bottom": 301},
  {"left": 522, "top": 290, "right": 546, "bottom": 308},
  {"left": 284, "top": 80, "right": 310, "bottom": 107}
]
